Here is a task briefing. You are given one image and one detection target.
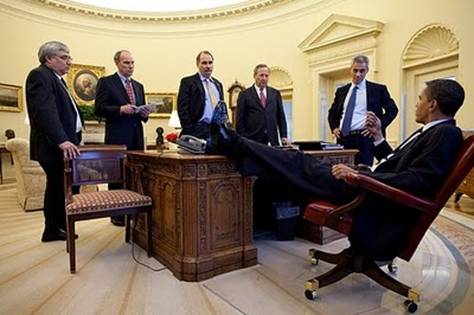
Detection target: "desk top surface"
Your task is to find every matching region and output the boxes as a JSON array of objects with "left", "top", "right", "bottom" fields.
[{"left": 127, "top": 148, "right": 358, "bottom": 160}]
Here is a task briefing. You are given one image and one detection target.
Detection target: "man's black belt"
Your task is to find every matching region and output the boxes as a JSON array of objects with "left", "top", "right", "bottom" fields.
[{"left": 345, "top": 129, "right": 364, "bottom": 136}]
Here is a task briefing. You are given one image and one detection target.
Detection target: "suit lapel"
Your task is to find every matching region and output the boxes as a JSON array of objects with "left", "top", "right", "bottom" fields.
[
  {"left": 131, "top": 79, "right": 142, "bottom": 105},
  {"left": 194, "top": 73, "right": 205, "bottom": 105},
  {"left": 251, "top": 86, "right": 265, "bottom": 111},
  {"left": 112, "top": 73, "right": 130, "bottom": 103},
  {"left": 365, "top": 81, "right": 374, "bottom": 112}
]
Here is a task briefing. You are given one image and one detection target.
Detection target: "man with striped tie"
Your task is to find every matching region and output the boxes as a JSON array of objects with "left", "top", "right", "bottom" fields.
[{"left": 95, "top": 50, "right": 151, "bottom": 226}]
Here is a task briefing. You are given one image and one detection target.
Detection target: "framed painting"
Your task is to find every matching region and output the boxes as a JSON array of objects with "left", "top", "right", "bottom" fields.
[
  {"left": 145, "top": 92, "right": 176, "bottom": 118},
  {"left": 0, "top": 83, "right": 22, "bottom": 112},
  {"left": 67, "top": 63, "right": 105, "bottom": 106}
]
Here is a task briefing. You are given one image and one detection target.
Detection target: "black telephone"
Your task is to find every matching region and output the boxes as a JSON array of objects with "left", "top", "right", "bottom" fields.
[{"left": 177, "top": 135, "right": 207, "bottom": 154}]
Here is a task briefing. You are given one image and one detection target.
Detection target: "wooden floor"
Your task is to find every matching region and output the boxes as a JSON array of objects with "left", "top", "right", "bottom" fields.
[{"left": 1, "top": 184, "right": 474, "bottom": 314}]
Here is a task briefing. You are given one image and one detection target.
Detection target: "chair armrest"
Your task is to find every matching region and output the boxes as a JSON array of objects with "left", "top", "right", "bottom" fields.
[{"left": 344, "top": 173, "right": 437, "bottom": 214}]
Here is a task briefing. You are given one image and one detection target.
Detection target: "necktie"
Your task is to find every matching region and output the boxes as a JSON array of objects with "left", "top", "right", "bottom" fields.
[
  {"left": 259, "top": 87, "right": 266, "bottom": 108},
  {"left": 205, "top": 79, "right": 218, "bottom": 107},
  {"left": 373, "top": 128, "right": 423, "bottom": 171},
  {"left": 395, "top": 128, "right": 423, "bottom": 152},
  {"left": 125, "top": 79, "right": 136, "bottom": 105},
  {"left": 341, "top": 86, "right": 358, "bottom": 136}
]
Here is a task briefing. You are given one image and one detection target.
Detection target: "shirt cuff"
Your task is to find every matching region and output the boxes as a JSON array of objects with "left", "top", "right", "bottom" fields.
[{"left": 373, "top": 137, "right": 385, "bottom": 146}]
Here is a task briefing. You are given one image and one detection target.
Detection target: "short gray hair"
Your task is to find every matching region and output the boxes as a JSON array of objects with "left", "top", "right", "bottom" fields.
[
  {"left": 352, "top": 55, "right": 369, "bottom": 67},
  {"left": 38, "top": 41, "right": 69, "bottom": 64},
  {"left": 253, "top": 64, "right": 270, "bottom": 76}
]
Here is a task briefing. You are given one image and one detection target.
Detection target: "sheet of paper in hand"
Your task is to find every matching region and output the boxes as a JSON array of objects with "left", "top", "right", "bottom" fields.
[{"left": 136, "top": 101, "right": 163, "bottom": 114}]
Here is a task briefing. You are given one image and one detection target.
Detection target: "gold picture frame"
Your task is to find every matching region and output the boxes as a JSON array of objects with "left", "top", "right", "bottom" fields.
[
  {"left": 67, "top": 63, "right": 105, "bottom": 106},
  {"left": 145, "top": 92, "right": 176, "bottom": 118},
  {"left": 0, "top": 83, "right": 22, "bottom": 112}
]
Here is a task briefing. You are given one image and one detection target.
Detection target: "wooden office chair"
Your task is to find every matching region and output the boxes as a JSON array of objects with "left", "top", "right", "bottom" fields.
[
  {"left": 303, "top": 134, "right": 474, "bottom": 313},
  {"left": 64, "top": 145, "right": 153, "bottom": 273}
]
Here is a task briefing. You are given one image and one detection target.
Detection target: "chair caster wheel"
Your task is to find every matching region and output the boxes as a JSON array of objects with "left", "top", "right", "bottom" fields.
[
  {"left": 308, "top": 249, "right": 318, "bottom": 265},
  {"left": 305, "top": 289, "right": 317, "bottom": 300},
  {"left": 388, "top": 263, "right": 398, "bottom": 273},
  {"left": 404, "top": 300, "right": 418, "bottom": 313}
]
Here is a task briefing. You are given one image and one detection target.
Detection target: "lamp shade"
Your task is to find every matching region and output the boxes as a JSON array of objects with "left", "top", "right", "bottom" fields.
[{"left": 168, "top": 110, "right": 181, "bottom": 128}]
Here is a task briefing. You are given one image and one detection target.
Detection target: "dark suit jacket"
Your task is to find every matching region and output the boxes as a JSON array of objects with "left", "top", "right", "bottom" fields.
[
  {"left": 236, "top": 86, "right": 287, "bottom": 146},
  {"left": 94, "top": 73, "right": 147, "bottom": 150},
  {"left": 238, "top": 119, "right": 462, "bottom": 259},
  {"left": 26, "top": 64, "right": 84, "bottom": 162},
  {"left": 349, "top": 120, "right": 463, "bottom": 258},
  {"left": 177, "top": 73, "right": 224, "bottom": 135},
  {"left": 328, "top": 81, "right": 398, "bottom": 136}
]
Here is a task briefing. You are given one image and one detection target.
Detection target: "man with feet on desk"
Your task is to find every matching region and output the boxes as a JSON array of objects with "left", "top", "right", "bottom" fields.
[{"left": 200, "top": 78, "right": 465, "bottom": 260}]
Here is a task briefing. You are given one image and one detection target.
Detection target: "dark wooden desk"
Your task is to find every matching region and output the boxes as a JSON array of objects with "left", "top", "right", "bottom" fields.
[{"left": 126, "top": 150, "right": 257, "bottom": 282}]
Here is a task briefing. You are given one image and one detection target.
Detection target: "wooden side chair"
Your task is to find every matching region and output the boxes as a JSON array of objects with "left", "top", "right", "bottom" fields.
[
  {"left": 64, "top": 145, "right": 152, "bottom": 273},
  {"left": 302, "top": 134, "right": 474, "bottom": 313}
]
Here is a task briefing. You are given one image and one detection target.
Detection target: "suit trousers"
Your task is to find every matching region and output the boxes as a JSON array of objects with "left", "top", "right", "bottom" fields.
[
  {"left": 338, "top": 134, "right": 374, "bottom": 166},
  {"left": 232, "top": 136, "right": 408, "bottom": 259},
  {"left": 39, "top": 161, "right": 79, "bottom": 233}
]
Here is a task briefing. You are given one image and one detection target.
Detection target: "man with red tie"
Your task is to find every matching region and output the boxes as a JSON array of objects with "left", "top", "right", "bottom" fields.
[
  {"left": 95, "top": 50, "right": 151, "bottom": 226},
  {"left": 236, "top": 64, "right": 288, "bottom": 146}
]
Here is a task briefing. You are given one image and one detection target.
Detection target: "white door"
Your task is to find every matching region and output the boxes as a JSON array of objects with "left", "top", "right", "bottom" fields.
[{"left": 404, "top": 57, "right": 458, "bottom": 138}]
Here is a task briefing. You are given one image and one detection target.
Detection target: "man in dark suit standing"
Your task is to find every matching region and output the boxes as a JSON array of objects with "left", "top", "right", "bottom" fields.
[
  {"left": 236, "top": 64, "right": 289, "bottom": 230},
  {"left": 177, "top": 50, "right": 224, "bottom": 139},
  {"left": 26, "top": 41, "right": 84, "bottom": 242},
  {"left": 95, "top": 50, "right": 151, "bottom": 226},
  {"left": 236, "top": 64, "right": 288, "bottom": 146},
  {"left": 209, "top": 79, "right": 465, "bottom": 260},
  {"left": 328, "top": 55, "right": 398, "bottom": 165}
]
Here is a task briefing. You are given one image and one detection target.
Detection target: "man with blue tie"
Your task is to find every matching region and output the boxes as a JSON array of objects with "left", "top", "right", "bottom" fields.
[
  {"left": 328, "top": 55, "right": 398, "bottom": 165},
  {"left": 177, "top": 50, "right": 224, "bottom": 139},
  {"left": 207, "top": 79, "right": 465, "bottom": 260}
]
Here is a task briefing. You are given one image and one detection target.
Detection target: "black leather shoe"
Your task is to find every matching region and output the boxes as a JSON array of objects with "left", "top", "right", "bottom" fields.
[
  {"left": 211, "top": 100, "right": 230, "bottom": 127},
  {"left": 41, "top": 230, "right": 66, "bottom": 242},
  {"left": 41, "top": 229, "right": 78, "bottom": 242},
  {"left": 111, "top": 216, "right": 125, "bottom": 227}
]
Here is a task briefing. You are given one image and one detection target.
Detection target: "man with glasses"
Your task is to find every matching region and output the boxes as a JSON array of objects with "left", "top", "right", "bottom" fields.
[
  {"left": 26, "top": 41, "right": 84, "bottom": 242},
  {"left": 328, "top": 55, "right": 398, "bottom": 165}
]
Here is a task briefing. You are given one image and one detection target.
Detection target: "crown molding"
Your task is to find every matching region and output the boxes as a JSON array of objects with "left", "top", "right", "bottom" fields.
[{"left": 29, "top": 0, "right": 290, "bottom": 22}]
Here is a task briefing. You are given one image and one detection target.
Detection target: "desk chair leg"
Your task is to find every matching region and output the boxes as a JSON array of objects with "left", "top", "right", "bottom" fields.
[
  {"left": 146, "top": 208, "right": 152, "bottom": 257},
  {"left": 125, "top": 214, "right": 131, "bottom": 243},
  {"left": 309, "top": 248, "right": 347, "bottom": 265},
  {"left": 67, "top": 219, "right": 76, "bottom": 273},
  {"left": 363, "top": 260, "right": 412, "bottom": 298}
]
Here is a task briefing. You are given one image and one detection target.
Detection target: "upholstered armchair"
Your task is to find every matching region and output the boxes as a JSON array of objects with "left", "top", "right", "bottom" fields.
[{"left": 5, "top": 138, "right": 45, "bottom": 211}]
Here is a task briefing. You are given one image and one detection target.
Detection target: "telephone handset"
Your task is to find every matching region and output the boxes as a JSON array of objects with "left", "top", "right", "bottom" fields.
[{"left": 177, "top": 135, "right": 207, "bottom": 154}]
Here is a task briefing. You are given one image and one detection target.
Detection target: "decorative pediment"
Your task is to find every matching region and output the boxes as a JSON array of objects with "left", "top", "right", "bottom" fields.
[
  {"left": 299, "top": 14, "right": 384, "bottom": 53},
  {"left": 269, "top": 67, "right": 293, "bottom": 90},
  {"left": 402, "top": 24, "right": 459, "bottom": 68}
]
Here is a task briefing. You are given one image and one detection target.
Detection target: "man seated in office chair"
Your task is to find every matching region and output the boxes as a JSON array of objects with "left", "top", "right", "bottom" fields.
[{"left": 204, "top": 79, "right": 465, "bottom": 260}]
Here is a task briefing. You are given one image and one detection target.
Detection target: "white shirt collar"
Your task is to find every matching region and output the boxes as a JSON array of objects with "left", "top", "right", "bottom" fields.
[
  {"left": 422, "top": 118, "right": 453, "bottom": 132},
  {"left": 117, "top": 72, "right": 131, "bottom": 83},
  {"left": 199, "top": 73, "right": 213, "bottom": 82},
  {"left": 351, "top": 79, "right": 366, "bottom": 91}
]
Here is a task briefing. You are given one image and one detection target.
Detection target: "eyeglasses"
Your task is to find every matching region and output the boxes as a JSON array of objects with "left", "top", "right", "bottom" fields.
[{"left": 55, "top": 54, "right": 73, "bottom": 62}]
